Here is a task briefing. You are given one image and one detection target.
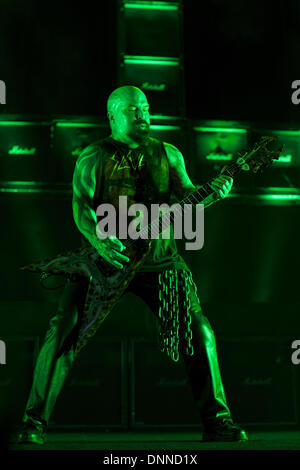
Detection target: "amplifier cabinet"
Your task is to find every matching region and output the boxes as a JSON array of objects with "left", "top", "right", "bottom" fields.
[
  {"left": 0, "top": 337, "right": 38, "bottom": 426},
  {"left": 217, "top": 336, "right": 298, "bottom": 426},
  {"left": 51, "top": 337, "right": 128, "bottom": 429},
  {"left": 130, "top": 338, "right": 202, "bottom": 429}
]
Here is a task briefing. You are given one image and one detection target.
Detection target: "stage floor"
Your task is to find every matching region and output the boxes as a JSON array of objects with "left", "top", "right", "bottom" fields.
[{"left": 7, "top": 430, "right": 300, "bottom": 451}]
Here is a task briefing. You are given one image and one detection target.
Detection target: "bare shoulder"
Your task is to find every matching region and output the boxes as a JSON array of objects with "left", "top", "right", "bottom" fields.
[
  {"left": 78, "top": 142, "right": 101, "bottom": 160},
  {"left": 75, "top": 142, "right": 102, "bottom": 172},
  {"left": 162, "top": 141, "right": 194, "bottom": 191},
  {"left": 162, "top": 141, "right": 185, "bottom": 166}
]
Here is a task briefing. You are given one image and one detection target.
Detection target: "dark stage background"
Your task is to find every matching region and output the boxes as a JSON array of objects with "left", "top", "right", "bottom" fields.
[{"left": 0, "top": 0, "right": 300, "bottom": 431}]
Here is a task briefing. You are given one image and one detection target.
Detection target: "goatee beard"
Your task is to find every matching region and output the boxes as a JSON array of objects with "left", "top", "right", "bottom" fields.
[{"left": 129, "top": 122, "right": 150, "bottom": 144}]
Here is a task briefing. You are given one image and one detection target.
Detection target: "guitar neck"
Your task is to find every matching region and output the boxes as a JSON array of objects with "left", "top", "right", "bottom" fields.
[
  {"left": 120, "top": 135, "right": 280, "bottom": 247},
  {"left": 180, "top": 162, "right": 241, "bottom": 208},
  {"left": 140, "top": 162, "right": 242, "bottom": 241}
]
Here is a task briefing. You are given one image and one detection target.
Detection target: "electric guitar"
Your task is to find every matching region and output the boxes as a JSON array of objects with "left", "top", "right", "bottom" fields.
[{"left": 21, "top": 136, "right": 282, "bottom": 357}]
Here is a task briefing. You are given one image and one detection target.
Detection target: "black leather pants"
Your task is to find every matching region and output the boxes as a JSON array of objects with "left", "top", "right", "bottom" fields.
[{"left": 23, "top": 270, "right": 231, "bottom": 426}]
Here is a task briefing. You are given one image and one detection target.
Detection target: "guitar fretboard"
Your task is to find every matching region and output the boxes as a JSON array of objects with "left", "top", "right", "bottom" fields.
[{"left": 129, "top": 162, "right": 241, "bottom": 243}]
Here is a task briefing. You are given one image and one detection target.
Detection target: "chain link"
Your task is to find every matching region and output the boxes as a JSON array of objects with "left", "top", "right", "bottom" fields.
[
  {"left": 182, "top": 271, "right": 194, "bottom": 357},
  {"left": 157, "top": 269, "right": 195, "bottom": 362}
]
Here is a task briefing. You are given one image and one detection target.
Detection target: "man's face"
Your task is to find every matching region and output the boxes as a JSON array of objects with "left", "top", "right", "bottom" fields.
[{"left": 112, "top": 92, "right": 151, "bottom": 144}]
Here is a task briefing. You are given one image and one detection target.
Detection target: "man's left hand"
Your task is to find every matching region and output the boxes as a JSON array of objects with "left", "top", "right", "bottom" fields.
[{"left": 210, "top": 175, "right": 233, "bottom": 199}]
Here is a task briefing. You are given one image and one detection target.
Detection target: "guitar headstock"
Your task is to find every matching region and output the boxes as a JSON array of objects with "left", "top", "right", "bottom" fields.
[{"left": 237, "top": 136, "right": 283, "bottom": 173}]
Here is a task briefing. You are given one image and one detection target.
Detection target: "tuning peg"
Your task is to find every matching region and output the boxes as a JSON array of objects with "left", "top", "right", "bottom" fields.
[{"left": 241, "top": 163, "right": 250, "bottom": 171}]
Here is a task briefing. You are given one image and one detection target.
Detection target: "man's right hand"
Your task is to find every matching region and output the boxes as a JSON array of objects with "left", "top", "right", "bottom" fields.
[{"left": 95, "top": 235, "right": 130, "bottom": 269}]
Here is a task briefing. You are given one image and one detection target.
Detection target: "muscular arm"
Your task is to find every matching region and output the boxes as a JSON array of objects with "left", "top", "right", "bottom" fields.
[
  {"left": 72, "top": 145, "right": 101, "bottom": 249},
  {"left": 163, "top": 142, "right": 232, "bottom": 208},
  {"left": 72, "top": 144, "right": 129, "bottom": 269}
]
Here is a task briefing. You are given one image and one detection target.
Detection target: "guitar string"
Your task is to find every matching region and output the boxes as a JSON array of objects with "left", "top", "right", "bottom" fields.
[
  {"left": 76, "top": 142, "right": 269, "bottom": 352},
  {"left": 103, "top": 137, "right": 272, "bottom": 257},
  {"left": 113, "top": 137, "right": 273, "bottom": 251},
  {"left": 123, "top": 136, "right": 278, "bottom": 248},
  {"left": 123, "top": 163, "right": 237, "bottom": 250}
]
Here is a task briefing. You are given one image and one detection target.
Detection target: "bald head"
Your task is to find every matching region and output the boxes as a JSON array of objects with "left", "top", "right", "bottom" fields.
[
  {"left": 107, "top": 86, "right": 148, "bottom": 115},
  {"left": 107, "top": 85, "right": 150, "bottom": 147}
]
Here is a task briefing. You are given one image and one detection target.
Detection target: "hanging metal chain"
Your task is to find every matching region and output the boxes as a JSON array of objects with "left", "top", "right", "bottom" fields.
[
  {"left": 157, "top": 269, "right": 195, "bottom": 362},
  {"left": 158, "top": 270, "right": 175, "bottom": 359},
  {"left": 169, "top": 269, "right": 179, "bottom": 362},
  {"left": 182, "top": 271, "right": 194, "bottom": 357}
]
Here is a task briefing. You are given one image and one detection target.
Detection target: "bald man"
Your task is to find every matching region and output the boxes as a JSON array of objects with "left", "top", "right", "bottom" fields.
[{"left": 17, "top": 86, "right": 247, "bottom": 444}]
